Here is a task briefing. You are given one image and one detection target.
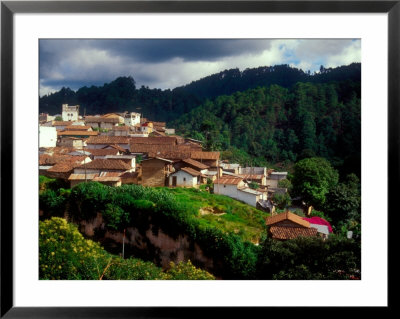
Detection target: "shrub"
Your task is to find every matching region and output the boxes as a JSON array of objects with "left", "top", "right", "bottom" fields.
[
  {"left": 166, "top": 260, "right": 215, "bottom": 280},
  {"left": 39, "top": 218, "right": 215, "bottom": 280}
]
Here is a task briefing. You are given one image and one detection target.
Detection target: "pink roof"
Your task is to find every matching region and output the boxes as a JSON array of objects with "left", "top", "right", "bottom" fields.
[{"left": 302, "top": 217, "right": 333, "bottom": 233}]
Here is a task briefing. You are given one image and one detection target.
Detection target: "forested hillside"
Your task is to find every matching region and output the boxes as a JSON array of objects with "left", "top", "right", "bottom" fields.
[
  {"left": 39, "top": 63, "right": 361, "bottom": 175},
  {"left": 172, "top": 81, "right": 360, "bottom": 176},
  {"left": 39, "top": 63, "right": 360, "bottom": 122}
]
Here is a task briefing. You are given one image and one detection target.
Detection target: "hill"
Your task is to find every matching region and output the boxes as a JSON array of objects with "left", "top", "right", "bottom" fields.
[{"left": 39, "top": 63, "right": 360, "bottom": 123}]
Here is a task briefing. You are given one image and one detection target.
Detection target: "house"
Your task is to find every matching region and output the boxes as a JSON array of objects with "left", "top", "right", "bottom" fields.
[
  {"left": 85, "top": 114, "right": 123, "bottom": 129},
  {"left": 119, "top": 171, "right": 139, "bottom": 185},
  {"left": 62, "top": 104, "right": 79, "bottom": 122},
  {"left": 213, "top": 176, "right": 267, "bottom": 207},
  {"left": 265, "top": 211, "right": 319, "bottom": 240},
  {"left": 220, "top": 163, "right": 240, "bottom": 174},
  {"left": 236, "top": 187, "right": 266, "bottom": 207},
  {"left": 139, "top": 122, "right": 153, "bottom": 134},
  {"left": 39, "top": 126, "right": 57, "bottom": 148},
  {"left": 302, "top": 216, "right": 333, "bottom": 239},
  {"left": 52, "top": 121, "right": 73, "bottom": 131},
  {"left": 130, "top": 136, "right": 178, "bottom": 145},
  {"left": 213, "top": 176, "right": 244, "bottom": 197},
  {"left": 83, "top": 148, "right": 120, "bottom": 159},
  {"left": 173, "top": 158, "right": 209, "bottom": 173},
  {"left": 104, "top": 155, "right": 136, "bottom": 171},
  {"left": 238, "top": 167, "right": 267, "bottom": 185},
  {"left": 123, "top": 112, "right": 141, "bottom": 126},
  {"left": 112, "top": 125, "right": 130, "bottom": 136},
  {"left": 57, "top": 130, "right": 98, "bottom": 141},
  {"left": 93, "top": 172, "right": 122, "bottom": 187},
  {"left": 73, "top": 158, "right": 132, "bottom": 175},
  {"left": 190, "top": 151, "right": 220, "bottom": 169},
  {"left": 266, "top": 171, "right": 288, "bottom": 188},
  {"left": 42, "top": 155, "right": 91, "bottom": 180},
  {"left": 58, "top": 137, "right": 84, "bottom": 148},
  {"left": 39, "top": 113, "right": 55, "bottom": 124},
  {"left": 68, "top": 173, "right": 98, "bottom": 187},
  {"left": 64, "top": 125, "right": 93, "bottom": 131},
  {"left": 140, "top": 157, "right": 174, "bottom": 187},
  {"left": 168, "top": 167, "right": 202, "bottom": 187},
  {"left": 165, "top": 128, "right": 175, "bottom": 135},
  {"left": 85, "top": 136, "right": 130, "bottom": 151}
]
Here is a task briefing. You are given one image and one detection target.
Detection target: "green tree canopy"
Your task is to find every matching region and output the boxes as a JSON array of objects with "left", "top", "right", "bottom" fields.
[{"left": 292, "top": 157, "right": 339, "bottom": 208}]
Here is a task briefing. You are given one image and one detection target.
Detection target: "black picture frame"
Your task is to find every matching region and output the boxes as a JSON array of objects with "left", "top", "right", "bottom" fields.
[{"left": 1, "top": 1, "right": 396, "bottom": 317}]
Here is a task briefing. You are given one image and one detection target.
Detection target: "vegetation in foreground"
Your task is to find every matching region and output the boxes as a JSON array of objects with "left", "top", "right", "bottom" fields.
[
  {"left": 40, "top": 178, "right": 361, "bottom": 280},
  {"left": 40, "top": 217, "right": 215, "bottom": 280}
]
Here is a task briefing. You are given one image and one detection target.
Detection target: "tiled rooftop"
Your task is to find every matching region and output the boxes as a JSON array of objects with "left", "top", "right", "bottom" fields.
[
  {"left": 266, "top": 211, "right": 310, "bottom": 228},
  {"left": 269, "top": 226, "right": 318, "bottom": 240},
  {"left": 76, "top": 159, "right": 131, "bottom": 170},
  {"left": 86, "top": 136, "right": 130, "bottom": 144}
]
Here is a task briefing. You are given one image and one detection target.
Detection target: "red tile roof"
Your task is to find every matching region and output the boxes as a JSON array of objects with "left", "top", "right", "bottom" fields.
[
  {"left": 39, "top": 154, "right": 87, "bottom": 165},
  {"left": 64, "top": 125, "right": 92, "bottom": 131},
  {"left": 130, "top": 137, "right": 177, "bottom": 145},
  {"left": 214, "top": 177, "right": 243, "bottom": 185},
  {"left": 77, "top": 159, "right": 131, "bottom": 170},
  {"left": 190, "top": 151, "right": 220, "bottom": 161},
  {"left": 85, "top": 116, "right": 120, "bottom": 123},
  {"left": 58, "top": 131, "right": 98, "bottom": 136},
  {"left": 266, "top": 211, "right": 310, "bottom": 228},
  {"left": 269, "top": 226, "right": 318, "bottom": 240},
  {"left": 104, "top": 144, "right": 127, "bottom": 153},
  {"left": 86, "top": 136, "right": 130, "bottom": 145},
  {"left": 53, "top": 121, "right": 73, "bottom": 126},
  {"left": 86, "top": 149, "right": 120, "bottom": 156},
  {"left": 68, "top": 173, "right": 98, "bottom": 180},
  {"left": 47, "top": 162, "right": 76, "bottom": 173},
  {"left": 182, "top": 158, "right": 209, "bottom": 170},
  {"left": 180, "top": 167, "right": 202, "bottom": 176}
]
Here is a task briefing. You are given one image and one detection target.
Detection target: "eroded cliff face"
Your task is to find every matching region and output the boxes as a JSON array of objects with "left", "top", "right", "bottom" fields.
[{"left": 75, "top": 213, "right": 214, "bottom": 271}]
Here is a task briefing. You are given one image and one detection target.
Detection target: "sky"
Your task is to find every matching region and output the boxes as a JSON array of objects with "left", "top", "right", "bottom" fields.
[{"left": 39, "top": 39, "right": 361, "bottom": 97}]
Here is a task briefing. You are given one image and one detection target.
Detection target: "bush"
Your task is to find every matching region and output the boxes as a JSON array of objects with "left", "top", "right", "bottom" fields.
[
  {"left": 166, "top": 260, "right": 215, "bottom": 280},
  {"left": 39, "top": 218, "right": 215, "bottom": 280}
]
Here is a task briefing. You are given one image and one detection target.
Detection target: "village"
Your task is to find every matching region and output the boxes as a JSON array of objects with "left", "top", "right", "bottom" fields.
[{"left": 39, "top": 104, "right": 333, "bottom": 241}]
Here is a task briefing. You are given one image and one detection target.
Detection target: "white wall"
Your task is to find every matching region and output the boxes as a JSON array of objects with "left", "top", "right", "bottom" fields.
[
  {"left": 39, "top": 126, "right": 57, "bottom": 147},
  {"left": 169, "top": 170, "right": 197, "bottom": 187},
  {"left": 214, "top": 184, "right": 238, "bottom": 198},
  {"left": 62, "top": 110, "right": 79, "bottom": 122},
  {"left": 236, "top": 190, "right": 259, "bottom": 207}
]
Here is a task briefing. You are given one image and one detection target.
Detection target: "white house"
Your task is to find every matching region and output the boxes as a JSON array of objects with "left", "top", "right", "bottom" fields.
[
  {"left": 169, "top": 167, "right": 201, "bottom": 187},
  {"left": 266, "top": 171, "right": 288, "bottom": 188},
  {"left": 62, "top": 104, "right": 79, "bottom": 122},
  {"left": 214, "top": 176, "right": 267, "bottom": 207},
  {"left": 124, "top": 112, "right": 141, "bottom": 126},
  {"left": 39, "top": 126, "right": 57, "bottom": 147}
]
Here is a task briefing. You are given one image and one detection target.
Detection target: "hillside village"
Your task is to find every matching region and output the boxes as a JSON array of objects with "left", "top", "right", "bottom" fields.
[{"left": 39, "top": 103, "right": 336, "bottom": 241}]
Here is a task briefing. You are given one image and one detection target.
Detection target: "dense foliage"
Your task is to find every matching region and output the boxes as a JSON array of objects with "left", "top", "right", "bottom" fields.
[
  {"left": 39, "top": 217, "right": 215, "bottom": 280},
  {"left": 292, "top": 157, "right": 339, "bottom": 208},
  {"left": 256, "top": 235, "right": 361, "bottom": 280},
  {"left": 40, "top": 179, "right": 361, "bottom": 280},
  {"left": 172, "top": 81, "right": 360, "bottom": 176}
]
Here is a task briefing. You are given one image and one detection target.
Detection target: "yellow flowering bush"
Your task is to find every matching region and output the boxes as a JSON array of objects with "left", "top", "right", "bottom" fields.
[{"left": 39, "top": 217, "right": 215, "bottom": 280}]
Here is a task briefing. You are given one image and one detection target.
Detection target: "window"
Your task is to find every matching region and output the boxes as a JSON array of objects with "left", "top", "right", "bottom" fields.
[{"left": 183, "top": 178, "right": 186, "bottom": 181}]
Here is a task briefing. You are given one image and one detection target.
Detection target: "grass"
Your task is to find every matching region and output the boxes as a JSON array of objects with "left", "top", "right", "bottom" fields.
[{"left": 158, "top": 187, "right": 269, "bottom": 243}]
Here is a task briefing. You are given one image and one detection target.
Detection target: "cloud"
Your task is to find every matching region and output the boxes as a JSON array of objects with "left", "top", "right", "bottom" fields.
[{"left": 39, "top": 39, "right": 361, "bottom": 96}]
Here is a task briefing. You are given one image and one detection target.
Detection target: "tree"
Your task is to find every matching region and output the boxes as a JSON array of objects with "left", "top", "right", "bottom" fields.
[
  {"left": 323, "top": 173, "right": 361, "bottom": 225},
  {"left": 54, "top": 116, "right": 63, "bottom": 121},
  {"left": 292, "top": 157, "right": 339, "bottom": 208}
]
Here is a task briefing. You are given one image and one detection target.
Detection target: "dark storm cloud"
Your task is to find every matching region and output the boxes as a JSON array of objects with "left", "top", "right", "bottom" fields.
[{"left": 39, "top": 39, "right": 361, "bottom": 96}]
